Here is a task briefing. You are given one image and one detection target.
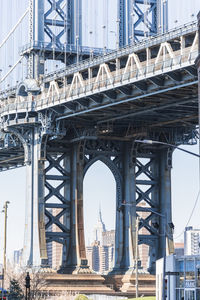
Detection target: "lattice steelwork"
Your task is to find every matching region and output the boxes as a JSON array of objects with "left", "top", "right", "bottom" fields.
[
  {"left": 135, "top": 149, "right": 174, "bottom": 273},
  {"left": 118, "top": 0, "right": 159, "bottom": 46},
  {"left": 45, "top": 154, "right": 70, "bottom": 250},
  {"left": 26, "top": 0, "right": 82, "bottom": 78}
]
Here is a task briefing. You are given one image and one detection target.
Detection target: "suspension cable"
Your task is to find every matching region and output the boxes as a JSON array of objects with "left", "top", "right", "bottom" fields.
[
  {"left": 0, "top": 8, "right": 29, "bottom": 50},
  {"left": 0, "top": 57, "right": 23, "bottom": 83}
]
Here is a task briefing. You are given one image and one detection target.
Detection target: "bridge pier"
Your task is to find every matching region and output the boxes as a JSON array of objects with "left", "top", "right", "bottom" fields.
[
  {"left": 20, "top": 134, "right": 174, "bottom": 274},
  {"left": 22, "top": 130, "right": 90, "bottom": 272}
]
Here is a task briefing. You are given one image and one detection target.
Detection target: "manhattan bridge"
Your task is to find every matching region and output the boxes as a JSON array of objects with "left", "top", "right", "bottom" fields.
[{"left": 0, "top": 0, "right": 199, "bottom": 276}]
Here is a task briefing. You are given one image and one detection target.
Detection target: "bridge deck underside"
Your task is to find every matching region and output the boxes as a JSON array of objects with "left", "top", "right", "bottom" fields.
[
  {"left": 0, "top": 78, "right": 197, "bottom": 170},
  {"left": 62, "top": 81, "right": 198, "bottom": 135}
]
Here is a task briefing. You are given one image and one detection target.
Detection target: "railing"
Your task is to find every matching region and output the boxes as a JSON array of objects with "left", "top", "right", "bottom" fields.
[
  {"left": 43, "top": 20, "right": 198, "bottom": 83},
  {"left": 0, "top": 20, "right": 197, "bottom": 99},
  {"left": 0, "top": 46, "right": 197, "bottom": 117},
  {"left": 20, "top": 41, "right": 113, "bottom": 56}
]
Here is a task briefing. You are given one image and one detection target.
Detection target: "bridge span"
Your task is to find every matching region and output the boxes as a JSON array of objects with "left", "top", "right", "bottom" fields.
[{"left": 0, "top": 2, "right": 199, "bottom": 282}]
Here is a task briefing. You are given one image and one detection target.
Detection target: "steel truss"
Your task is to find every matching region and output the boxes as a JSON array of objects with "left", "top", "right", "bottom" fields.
[
  {"left": 27, "top": 0, "right": 82, "bottom": 78},
  {"left": 118, "top": 0, "right": 158, "bottom": 46},
  {"left": 135, "top": 148, "right": 174, "bottom": 273}
]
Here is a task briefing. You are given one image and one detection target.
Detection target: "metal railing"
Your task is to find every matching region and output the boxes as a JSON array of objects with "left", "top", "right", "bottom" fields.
[
  {"left": 43, "top": 21, "right": 198, "bottom": 83},
  {"left": 0, "top": 46, "right": 197, "bottom": 117},
  {"left": 20, "top": 41, "right": 113, "bottom": 56}
]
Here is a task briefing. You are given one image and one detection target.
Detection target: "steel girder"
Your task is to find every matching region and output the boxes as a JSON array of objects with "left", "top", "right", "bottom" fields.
[{"left": 118, "top": 0, "right": 158, "bottom": 46}]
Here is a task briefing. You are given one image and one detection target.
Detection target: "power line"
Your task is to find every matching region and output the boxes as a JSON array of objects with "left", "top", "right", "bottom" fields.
[
  {"left": 174, "top": 189, "right": 200, "bottom": 240},
  {"left": 0, "top": 155, "right": 24, "bottom": 164}
]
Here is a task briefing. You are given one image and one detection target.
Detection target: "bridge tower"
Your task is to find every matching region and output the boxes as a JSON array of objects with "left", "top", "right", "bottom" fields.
[
  {"left": 21, "top": 0, "right": 83, "bottom": 269},
  {"left": 26, "top": 0, "right": 82, "bottom": 79},
  {"left": 118, "top": 0, "right": 168, "bottom": 46}
]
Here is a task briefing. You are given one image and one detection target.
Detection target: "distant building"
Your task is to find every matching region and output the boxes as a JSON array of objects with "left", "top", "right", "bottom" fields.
[
  {"left": 102, "top": 230, "right": 115, "bottom": 246},
  {"left": 46, "top": 208, "right": 63, "bottom": 270},
  {"left": 46, "top": 240, "right": 52, "bottom": 268},
  {"left": 86, "top": 208, "right": 115, "bottom": 274},
  {"left": 93, "top": 208, "right": 106, "bottom": 244},
  {"left": 138, "top": 201, "right": 151, "bottom": 271},
  {"left": 174, "top": 242, "right": 184, "bottom": 257},
  {"left": 13, "top": 249, "right": 23, "bottom": 266},
  {"left": 156, "top": 254, "right": 200, "bottom": 300},
  {"left": 184, "top": 226, "right": 200, "bottom": 255}
]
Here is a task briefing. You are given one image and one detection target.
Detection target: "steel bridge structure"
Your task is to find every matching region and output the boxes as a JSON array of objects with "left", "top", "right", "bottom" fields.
[{"left": 0, "top": 0, "right": 199, "bottom": 276}]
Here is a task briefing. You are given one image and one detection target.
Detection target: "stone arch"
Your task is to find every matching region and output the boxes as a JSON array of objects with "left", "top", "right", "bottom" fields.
[
  {"left": 84, "top": 154, "right": 122, "bottom": 209},
  {"left": 83, "top": 154, "right": 124, "bottom": 271}
]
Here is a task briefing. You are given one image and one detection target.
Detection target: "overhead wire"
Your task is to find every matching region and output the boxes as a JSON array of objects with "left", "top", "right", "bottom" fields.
[
  {"left": 0, "top": 155, "right": 24, "bottom": 164},
  {"left": 174, "top": 189, "right": 200, "bottom": 240}
]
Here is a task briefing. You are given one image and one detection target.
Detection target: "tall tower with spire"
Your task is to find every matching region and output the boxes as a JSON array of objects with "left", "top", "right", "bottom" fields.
[{"left": 93, "top": 205, "right": 106, "bottom": 245}]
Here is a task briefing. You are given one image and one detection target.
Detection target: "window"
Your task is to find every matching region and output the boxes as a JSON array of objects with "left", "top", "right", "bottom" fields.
[
  {"left": 185, "top": 259, "right": 195, "bottom": 280},
  {"left": 176, "top": 260, "right": 184, "bottom": 288}
]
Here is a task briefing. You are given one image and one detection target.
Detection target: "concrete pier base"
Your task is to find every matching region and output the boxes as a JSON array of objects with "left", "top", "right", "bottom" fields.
[{"left": 41, "top": 273, "right": 156, "bottom": 297}]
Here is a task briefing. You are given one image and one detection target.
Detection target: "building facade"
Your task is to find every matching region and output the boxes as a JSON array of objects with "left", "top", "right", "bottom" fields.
[
  {"left": 46, "top": 208, "right": 63, "bottom": 270},
  {"left": 86, "top": 208, "right": 115, "bottom": 274},
  {"left": 13, "top": 249, "right": 23, "bottom": 266},
  {"left": 156, "top": 254, "right": 200, "bottom": 300},
  {"left": 184, "top": 226, "right": 200, "bottom": 255}
]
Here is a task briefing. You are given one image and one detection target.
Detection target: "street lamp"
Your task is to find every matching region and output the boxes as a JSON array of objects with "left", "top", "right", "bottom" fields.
[
  {"left": 134, "top": 139, "right": 200, "bottom": 158},
  {"left": 148, "top": 208, "right": 170, "bottom": 300},
  {"left": 1, "top": 201, "right": 10, "bottom": 300},
  {"left": 135, "top": 216, "right": 140, "bottom": 298}
]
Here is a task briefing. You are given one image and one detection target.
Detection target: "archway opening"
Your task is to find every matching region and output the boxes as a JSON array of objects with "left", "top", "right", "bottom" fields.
[{"left": 83, "top": 160, "right": 116, "bottom": 274}]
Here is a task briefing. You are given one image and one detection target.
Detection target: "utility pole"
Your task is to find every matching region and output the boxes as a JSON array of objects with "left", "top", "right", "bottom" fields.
[
  {"left": 135, "top": 216, "right": 139, "bottom": 298},
  {"left": 2, "top": 201, "right": 10, "bottom": 300}
]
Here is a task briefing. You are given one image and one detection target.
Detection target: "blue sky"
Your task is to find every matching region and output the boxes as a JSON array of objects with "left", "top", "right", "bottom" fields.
[{"left": 0, "top": 0, "right": 200, "bottom": 263}]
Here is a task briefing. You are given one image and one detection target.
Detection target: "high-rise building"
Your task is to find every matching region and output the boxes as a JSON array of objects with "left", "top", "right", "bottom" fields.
[
  {"left": 184, "top": 226, "right": 200, "bottom": 255},
  {"left": 93, "top": 208, "right": 106, "bottom": 244},
  {"left": 46, "top": 208, "right": 63, "bottom": 270},
  {"left": 86, "top": 208, "right": 115, "bottom": 274},
  {"left": 174, "top": 242, "right": 184, "bottom": 257},
  {"left": 102, "top": 230, "right": 115, "bottom": 246},
  {"left": 138, "top": 201, "right": 151, "bottom": 271},
  {"left": 13, "top": 249, "right": 23, "bottom": 266}
]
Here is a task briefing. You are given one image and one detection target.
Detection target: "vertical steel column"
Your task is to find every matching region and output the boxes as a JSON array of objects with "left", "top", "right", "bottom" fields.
[
  {"left": 71, "top": 0, "right": 82, "bottom": 45},
  {"left": 28, "top": 0, "right": 45, "bottom": 78},
  {"left": 158, "top": 0, "right": 168, "bottom": 33},
  {"left": 120, "top": 143, "right": 136, "bottom": 272},
  {"left": 60, "top": 143, "right": 88, "bottom": 273},
  {"left": 158, "top": 149, "right": 173, "bottom": 258},
  {"left": 23, "top": 128, "right": 47, "bottom": 267}
]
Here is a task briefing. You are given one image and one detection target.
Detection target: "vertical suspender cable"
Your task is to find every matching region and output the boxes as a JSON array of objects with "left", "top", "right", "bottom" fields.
[
  {"left": 144, "top": 0, "right": 148, "bottom": 37},
  {"left": 132, "top": 0, "right": 135, "bottom": 43}
]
